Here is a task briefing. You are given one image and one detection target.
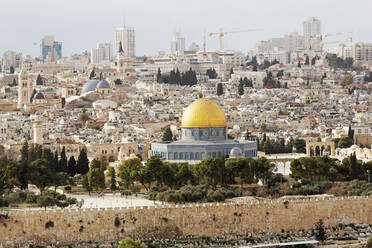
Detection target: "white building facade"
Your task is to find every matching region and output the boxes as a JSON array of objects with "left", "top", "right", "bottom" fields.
[
  {"left": 171, "top": 32, "right": 185, "bottom": 55},
  {"left": 115, "top": 26, "right": 136, "bottom": 57}
]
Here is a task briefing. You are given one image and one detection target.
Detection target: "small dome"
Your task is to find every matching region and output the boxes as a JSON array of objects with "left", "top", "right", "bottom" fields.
[
  {"left": 97, "top": 80, "right": 110, "bottom": 89},
  {"left": 81, "top": 80, "right": 100, "bottom": 94},
  {"left": 350, "top": 144, "right": 359, "bottom": 149},
  {"left": 181, "top": 98, "right": 226, "bottom": 128},
  {"left": 230, "top": 147, "right": 242, "bottom": 158},
  {"left": 34, "top": 92, "right": 45, "bottom": 99}
]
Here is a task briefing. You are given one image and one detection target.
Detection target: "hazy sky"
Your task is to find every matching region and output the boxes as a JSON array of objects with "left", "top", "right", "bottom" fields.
[{"left": 1, "top": 0, "right": 371, "bottom": 57}]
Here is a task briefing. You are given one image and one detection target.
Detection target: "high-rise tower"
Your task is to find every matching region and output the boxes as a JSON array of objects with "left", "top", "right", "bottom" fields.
[
  {"left": 171, "top": 32, "right": 185, "bottom": 55},
  {"left": 303, "top": 17, "right": 321, "bottom": 48},
  {"left": 115, "top": 26, "right": 136, "bottom": 57}
]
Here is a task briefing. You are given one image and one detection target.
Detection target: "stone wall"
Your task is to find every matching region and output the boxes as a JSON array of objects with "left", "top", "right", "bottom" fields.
[{"left": 1, "top": 196, "right": 371, "bottom": 247}]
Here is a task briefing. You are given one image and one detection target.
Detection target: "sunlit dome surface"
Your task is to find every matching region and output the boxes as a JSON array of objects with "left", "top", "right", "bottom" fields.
[{"left": 181, "top": 98, "right": 226, "bottom": 128}]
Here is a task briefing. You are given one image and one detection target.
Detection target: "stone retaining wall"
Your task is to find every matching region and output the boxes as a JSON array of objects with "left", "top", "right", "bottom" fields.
[{"left": 1, "top": 196, "right": 371, "bottom": 247}]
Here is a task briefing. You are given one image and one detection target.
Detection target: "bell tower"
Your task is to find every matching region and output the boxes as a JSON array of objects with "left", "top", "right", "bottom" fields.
[
  {"left": 18, "top": 69, "right": 33, "bottom": 108},
  {"left": 116, "top": 41, "right": 126, "bottom": 74}
]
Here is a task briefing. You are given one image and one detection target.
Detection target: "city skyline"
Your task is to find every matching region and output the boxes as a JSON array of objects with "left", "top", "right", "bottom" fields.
[{"left": 0, "top": 0, "right": 371, "bottom": 57}]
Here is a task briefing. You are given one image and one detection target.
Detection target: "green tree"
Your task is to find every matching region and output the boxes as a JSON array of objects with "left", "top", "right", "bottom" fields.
[
  {"left": 79, "top": 109, "right": 90, "bottom": 122},
  {"left": 67, "top": 156, "right": 77, "bottom": 177},
  {"left": 118, "top": 158, "right": 142, "bottom": 189},
  {"left": 347, "top": 125, "right": 354, "bottom": 140},
  {"left": 194, "top": 158, "right": 226, "bottom": 188},
  {"left": 262, "top": 60, "right": 271, "bottom": 69},
  {"left": 342, "top": 72, "right": 353, "bottom": 86},
  {"left": 30, "top": 89, "right": 37, "bottom": 103},
  {"left": 206, "top": 68, "right": 217, "bottom": 79},
  {"left": 156, "top": 68, "right": 162, "bottom": 83},
  {"left": 216, "top": 83, "right": 223, "bottom": 96},
  {"left": 27, "top": 159, "right": 54, "bottom": 191},
  {"left": 305, "top": 55, "right": 309, "bottom": 65},
  {"left": 82, "top": 174, "right": 91, "bottom": 193},
  {"left": 292, "top": 138, "right": 306, "bottom": 153},
  {"left": 255, "top": 157, "right": 274, "bottom": 185},
  {"left": 36, "top": 74, "right": 43, "bottom": 85},
  {"left": 314, "top": 219, "right": 327, "bottom": 242},
  {"left": 37, "top": 191, "right": 55, "bottom": 210},
  {"left": 106, "top": 166, "right": 117, "bottom": 191},
  {"left": 89, "top": 69, "right": 95, "bottom": 80},
  {"left": 19, "top": 141, "right": 29, "bottom": 189},
  {"left": 9, "top": 66, "right": 14, "bottom": 74},
  {"left": 76, "top": 149, "right": 89, "bottom": 175},
  {"left": 338, "top": 136, "right": 353, "bottom": 148},
  {"left": 114, "top": 79, "right": 122, "bottom": 85},
  {"left": 238, "top": 82, "right": 244, "bottom": 95},
  {"left": 58, "top": 147, "right": 68, "bottom": 172},
  {"left": 145, "top": 156, "right": 163, "bottom": 186},
  {"left": 162, "top": 126, "right": 173, "bottom": 142},
  {"left": 88, "top": 168, "right": 105, "bottom": 192},
  {"left": 297, "top": 61, "right": 301, "bottom": 68},
  {"left": 90, "top": 158, "right": 101, "bottom": 170},
  {"left": 118, "top": 238, "right": 145, "bottom": 248}
]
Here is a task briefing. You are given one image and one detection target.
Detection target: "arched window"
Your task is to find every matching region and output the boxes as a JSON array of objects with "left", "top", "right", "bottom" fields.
[
  {"left": 179, "top": 152, "right": 184, "bottom": 160},
  {"left": 190, "top": 153, "right": 194, "bottom": 160},
  {"left": 174, "top": 152, "right": 178, "bottom": 160},
  {"left": 195, "top": 152, "right": 199, "bottom": 159}
]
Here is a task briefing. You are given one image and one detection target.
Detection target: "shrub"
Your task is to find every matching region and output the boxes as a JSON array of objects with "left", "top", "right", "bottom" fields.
[
  {"left": 149, "top": 184, "right": 241, "bottom": 203},
  {"left": 366, "top": 237, "right": 372, "bottom": 248},
  {"left": 0, "top": 197, "right": 8, "bottom": 207},
  {"left": 342, "top": 180, "right": 372, "bottom": 196},
  {"left": 292, "top": 181, "right": 332, "bottom": 196}
]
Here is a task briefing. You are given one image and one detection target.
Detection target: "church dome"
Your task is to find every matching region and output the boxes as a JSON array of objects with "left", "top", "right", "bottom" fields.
[
  {"left": 34, "top": 92, "right": 45, "bottom": 99},
  {"left": 81, "top": 80, "right": 100, "bottom": 94},
  {"left": 97, "top": 80, "right": 110, "bottom": 89},
  {"left": 181, "top": 98, "right": 226, "bottom": 128}
]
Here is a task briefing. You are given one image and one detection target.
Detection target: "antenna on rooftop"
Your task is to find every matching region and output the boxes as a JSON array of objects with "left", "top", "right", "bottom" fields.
[{"left": 203, "top": 29, "right": 206, "bottom": 52}]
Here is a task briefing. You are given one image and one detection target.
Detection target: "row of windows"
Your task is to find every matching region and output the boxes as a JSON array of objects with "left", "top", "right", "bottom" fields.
[
  {"left": 153, "top": 149, "right": 257, "bottom": 160},
  {"left": 182, "top": 128, "right": 226, "bottom": 138}
]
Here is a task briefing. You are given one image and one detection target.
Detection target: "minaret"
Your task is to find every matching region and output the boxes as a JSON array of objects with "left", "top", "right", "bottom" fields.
[
  {"left": 116, "top": 41, "right": 126, "bottom": 74},
  {"left": 33, "top": 116, "right": 43, "bottom": 144},
  {"left": 18, "top": 69, "right": 33, "bottom": 108}
]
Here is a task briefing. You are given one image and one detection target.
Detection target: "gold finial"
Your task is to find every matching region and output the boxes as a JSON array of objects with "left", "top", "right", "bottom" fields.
[{"left": 201, "top": 87, "right": 205, "bottom": 98}]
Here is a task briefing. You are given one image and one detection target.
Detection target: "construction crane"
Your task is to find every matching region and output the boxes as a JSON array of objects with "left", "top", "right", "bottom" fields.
[
  {"left": 308, "top": 41, "right": 339, "bottom": 67},
  {"left": 209, "top": 29, "right": 259, "bottom": 50},
  {"left": 308, "top": 32, "right": 352, "bottom": 67}
]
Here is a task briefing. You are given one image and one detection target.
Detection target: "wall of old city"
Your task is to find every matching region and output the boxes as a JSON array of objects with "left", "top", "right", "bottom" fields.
[{"left": 1, "top": 196, "right": 371, "bottom": 247}]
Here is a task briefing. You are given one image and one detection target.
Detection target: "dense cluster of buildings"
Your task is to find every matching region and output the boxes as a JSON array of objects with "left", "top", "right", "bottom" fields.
[{"left": 0, "top": 17, "right": 371, "bottom": 171}]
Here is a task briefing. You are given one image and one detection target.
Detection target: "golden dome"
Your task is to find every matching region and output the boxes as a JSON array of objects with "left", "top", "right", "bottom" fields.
[{"left": 181, "top": 98, "right": 227, "bottom": 128}]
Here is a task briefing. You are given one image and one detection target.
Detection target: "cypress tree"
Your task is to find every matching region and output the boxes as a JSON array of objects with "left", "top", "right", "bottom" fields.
[
  {"left": 36, "top": 74, "right": 43, "bottom": 85},
  {"left": 162, "top": 126, "right": 173, "bottom": 142},
  {"left": 156, "top": 68, "right": 161, "bottom": 83},
  {"left": 20, "top": 141, "right": 29, "bottom": 190},
  {"left": 67, "top": 156, "right": 77, "bottom": 177},
  {"left": 76, "top": 149, "right": 89, "bottom": 175},
  {"left": 216, "top": 83, "right": 223, "bottom": 96},
  {"left": 58, "top": 147, "right": 68, "bottom": 172},
  {"left": 238, "top": 82, "right": 244, "bottom": 95},
  {"left": 53, "top": 150, "right": 59, "bottom": 172}
]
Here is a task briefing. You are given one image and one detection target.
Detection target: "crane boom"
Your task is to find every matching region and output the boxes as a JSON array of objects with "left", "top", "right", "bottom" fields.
[{"left": 208, "top": 29, "right": 259, "bottom": 50}]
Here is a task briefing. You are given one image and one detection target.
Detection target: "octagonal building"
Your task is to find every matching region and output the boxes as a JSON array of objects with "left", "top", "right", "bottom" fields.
[{"left": 151, "top": 98, "right": 257, "bottom": 163}]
